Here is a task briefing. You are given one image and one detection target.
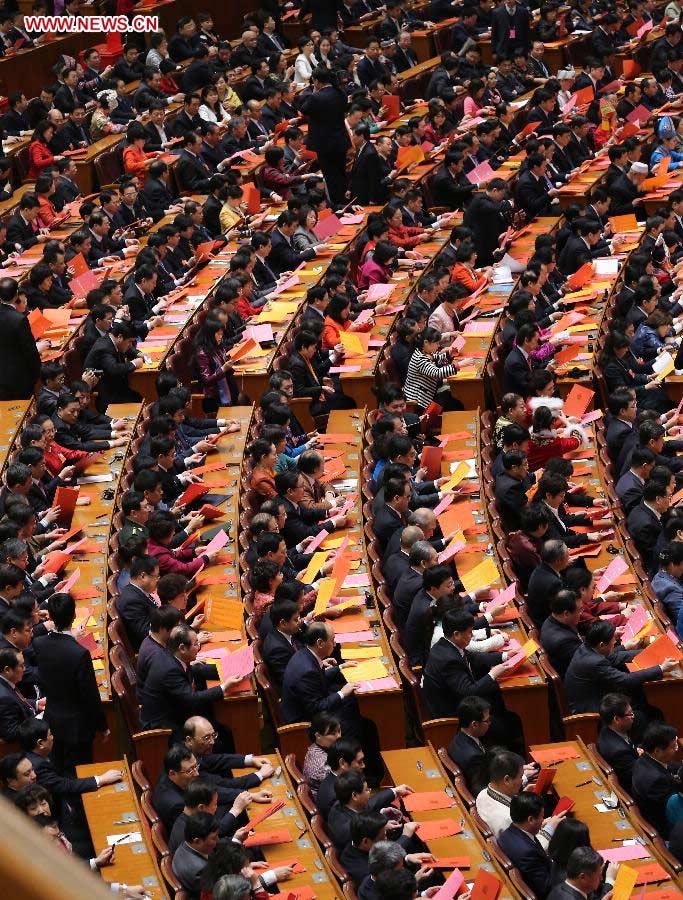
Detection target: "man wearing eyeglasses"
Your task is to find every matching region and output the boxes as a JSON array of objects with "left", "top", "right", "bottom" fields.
[{"left": 183, "top": 715, "right": 274, "bottom": 788}]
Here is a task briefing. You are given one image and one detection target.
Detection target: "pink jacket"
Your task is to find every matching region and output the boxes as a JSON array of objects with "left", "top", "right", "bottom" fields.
[{"left": 147, "top": 539, "right": 207, "bottom": 576}]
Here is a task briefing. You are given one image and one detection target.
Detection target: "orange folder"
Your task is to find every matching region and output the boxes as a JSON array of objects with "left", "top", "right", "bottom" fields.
[
  {"left": 553, "top": 345, "right": 581, "bottom": 367},
  {"left": 382, "top": 94, "right": 400, "bottom": 120},
  {"left": 566, "top": 262, "right": 594, "bottom": 290},
  {"left": 241, "top": 182, "right": 260, "bottom": 215},
  {"left": 471, "top": 870, "right": 503, "bottom": 900},
  {"left": 438, "top": 501, "right": 475, "bottom": 536},
  {"left": 634, "top": 864, "right": 670, "bottom": 885},
  {"left": 243, "top": 828, "right": 292, "bottom": 847},
  {"left": 396, "top": 144, "right": 424, "bottom": 170},
  {"left": 609, "top": 213, "right": 638, "bottom": 232},
  {"left": 420, "top": 446, "right": 443, "bottom": 481},
  {"left": 563, "top": 384, "right": 594, "bottom": 418},
  {"left": 622, "top": 59, "right": 641, "bottom": 79},
  {"left": 229, "top": 338, "right": 259, "bottom": 362},
  {"left": 403, "top": 791, "right": 455, "bottom": 812},
  {"left": 53, "top": 486, "right": 79, "bottom": 528},
  {"left": 530, "top": 745, "right": 580, "bottom": 764},
  {"left": 629, "top": 633, "right": 682, "bottom": 670},
  {"left": 415, "top": 819, "right": 463, "bottom": 840}
]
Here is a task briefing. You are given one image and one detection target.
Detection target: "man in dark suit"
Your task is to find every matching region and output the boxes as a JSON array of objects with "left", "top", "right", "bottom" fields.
[
  {"left": 503, "top": 323, "right": 539, "bottom": 398},
  {"left": 609, "top": 163, "right": 648, "bottom": 218},
  {"left": 142, "top": 161, "right": 181, "bottom": 223},
  {"left": 0, "top": 647, "right": 37, "bottom": 742},
  {"left": 281, "top": 622, "right": 359, "bottom": 733},
  {"left": 432, "top": 151, "right": 477, "bottom": 211},
  {"left": 267, "top": 211, "right": 317, "bottom": 276},
  {"left": 494, "top": 450, "right": 531, "bottom": 532},
  {"left": 597, "top": 692, "right": 639, "bottom": 792},
  {"left": 18, "top": 717, "right": 122, "bottom": 819},
  {"left": 539, "top": 590, "right": 582, "bottom": 679},
  {"left": 327, "top": 770, "right": 408, "bottom": 851},
  {"left": 557, "top": 220, "right": 605, "bottom": 276},
  {"left": 152, "top": 744, "right": 201, "bottom": 833},
  {"left": 448, "top": 696, "right": 491, "bottom": 796},
  {"left": 491, "top": 0, "right": 531, "bottom": 59},
  {"left": 632, "top": 722, "right": 681, "bottom": 837},
  {"left": 515, "top": 154, "right": 558, "bottom": 219},
  {"left": 349, "top": 126, "right": 384, "bottom": 205},
  {"left": 527, "top": 540, "right": 569, "bottom": 627},
  {"left": 52, "top": 159, "right": 81, "bottom": 211},
  {"left": 547, "top": 847, "right": 608, "bottom": 900},
  {"left": 1, "top": 90, "right": 29, "bottom": 136},
  {"left": 83, "top": 322, "right": 144, "bottom": 413},
  {"left": 392, "top": 541, "right": 436, "bottom": 628},
  {"left": 171, "top": 94, "right": 203, "bottom": 139},
  {"left": 0, "top": 277, "right": 41, "bottom": 400},
  {"left": 176, "top": 131, "right": 213, "bottom": 193},
  {"left": 394, "top": 33, "right": 418, "bottom": 71},
  {"left": 383, "top": 526, "right": 423, "bottom": 594},
  {"left": 6, "top": 194, "right": 46, "bottom": 251},
  {"left": 52, "top": 105, "right": 90, "bottom": 154},
  {"left": 276, "top": 470, "right": 342, "bottom": 548},
  {"left": 627, "top": 480, "right": 669, "bottom": 576},
  {"left": 357, "top": 39, "right": 389, "bottom": 86},
  {"left": 616, "top": 448, "right": 655, "bottom": 514},
  {"left": 373, "top": 478, "right": 411, "bottom": 550},
  {"left": 462, "top": 179, "right": 511, "bottom": 267},
  {"left": 565, "top": 620, "right": 675, "bottom": 715},
  {"left": 299, "top": 67, "right": 350, "bottom": 207},
  {"left": 423, "top": 610, "right": 518, "bottom": 750},
  {"left": 33, "top": 593, "right": 108, "bottom": 771},
  {"left": 117, "top": 556, "right": 160, "bottom": 652},
  {"left": 498, "top": 793, "right": 553, "bottom": 899},
  {"left": 182, "top": 45, "right": 213, "bottom": 93},
  {"left": 605, "top": 391, "right": 637, "bottom": 462},
  {"left": 261, "top": 598, "right": 302, "bottom": 690},
  {"left": 139, "top": 624, "right": 236, "bottom": 738}
]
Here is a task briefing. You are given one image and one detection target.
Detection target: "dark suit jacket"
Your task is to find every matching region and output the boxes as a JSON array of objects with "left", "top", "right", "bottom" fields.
[
  {"left": 299, "top": 84, "right": 350, "bottom": 155},
  {"left": 267, "top": 228, "right": 315, "bottom": 276},
  {"left": 27, "top": 750, "right": 97, "bottom": 800},
  {"left": 83, "top": 335, "right": 140, "bottom": 412},
  {"left": 491, "top": 2, "right": 531, "bottom": 58},
  {"left": 422, "top": 637, "right": 503, "bottom": 718},
  {"left": 606, "top": 417, "right": 633, "bottom": 464},
  {"left": 616, "top": 470, "right": 645, "bottom": 515},
  {"left": 373, "top": 503, "right": 405, "bottom": 551},
  {"left": 515, "top": 169, "right": 553, "bottom": 218},
  {"left": 527, "top": 563, "right": 564, "bottom": 626},
  {"left": 152, "top": 771, "right": 186, "bottom": 832},
  {"left": 33, "top": 632, "right": 107, "bottom": 743},
  {"left": 281, "top": 647, "right": 350, "bottom": 725},
  {"left": 632, "top": 753, "right": 680, "bottom": 837},
  {"left": 349, "top": 143, "right": 384, "bottom": 205},
  {"left": 494, "top": 471, "right": 528, "bottom": 532},
  {"left": 142, "top": 177, "right": 176, "bottom": 222},
  {"left": 140, "top": 650, "right": 222, "bottom": 732},
  {"left": 6, "top": 211, "right": 39, "bottom": 250},
  {"left": 448, "top": 730, "right": 488, "bottom": 795},
  {"left": 626, "top": 501, "right": 662, "bottom": 575},
  {"left": 596, "top": 726, "right": 638, "bottom": 792},
  {"left": 262, "top": 628, "right": 298, "bottom": 691},
  {"left": 462, "top": 192, "right": 509, "bottom": 267},
  {"left": 176, "top": 149, "right": 212, "bottom": 192},
  {"left": 609, "top": 173, "right": 640, "bottom": 217},
  {"left": 498, "top": 824, "right": 553, "bottom": 899},
  {"left": 503, "top": 345, "right": 534, "bottom": 397},
  {"left": 0, "top": 107, "right": 29, "bottom": 136},
  {"left": 117, "top": 583, "right": 156, "bottom": 652},
  {"left": 432, "top": 165, "right": 475, "bottom": 211},
  {"left": 539, "top": 616, "right": 580, "bottom": 679},
  {"left": 0, "top": 303, "right": 41, "bottom": 398},
  {"left": 392, "top": 567, "right": 423, "bottom": 629},
  {"left": 558, "top": 234, "right": 594, "bottom": 277},
  {"left": 279, "top": 495, "right": 329, "bottom": 548},
  {"left": 0, "top": 677, "right": 35, "bottom": 742},
  {"left": 565, "top": 644, "right": 661, "bottom": 714},
  {"left": 316, "top": 771, "right": 339, "bottom": 819}
]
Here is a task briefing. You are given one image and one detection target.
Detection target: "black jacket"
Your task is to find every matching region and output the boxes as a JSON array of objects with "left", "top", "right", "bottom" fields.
[
  {"left": 448, "top": 730, "right": 488, "bottom": 795},
  {"left": 491, "top": 2, "right": 531, "bottom": 57},
  {"left": 462, "top": 192, "right": 509, "bottom": 266},
  {"left": 117, "top": 583, "right": 156, "bottom": 652},
  {"left": 596, "top": 726, "right": 638, "bottom": 792},
  {"left": 564, "top": 643, "right": 661, "bottom": 714},
  {"left": 141, "top": 176, "right": 176, "bottom": 222},
  {"left": 539, "top": 616, "right": 580, "bottom": 679},
  {"left": 626, "top": 501, "right": 663, "bottom": 576},
  {"left": 498, "top": 824, "right": 553, "bottom": 899},
  {"left": 83, "top": 335, "right": 141, "bottom": 413},
  {"left": 632, "top": 753, "right": 680, "bottom": 838},
  {"left": 503, "top": 345, "right": 534, "bottom": 397},
  {"left": 267, "top": 228, "right": 315, "bottom": 275},
  {"left": 300, "top": 85, "right": 350, "bottom": 155},
  {"left": 516, "top": 169, "right": 553, "bottom": 218},
  {"left": 261, "top": 628, "right": 299, "bottom": 691},
  {"left": 527, "top": 562, "right": 564, "bottom": 627},
  {"left": 422, "top": 637, "right": 503, "bottom": 718},
  {"left": 176, "top": 149, "right": 212, "bottom": 193},
  {"left": 0, "top": 303, "right": 41, "bottom": 398},
  {"left": 392, "top": 566, "right": 423, "bottom": 629},
  {"left": 349, "top": 142, "right": 386, "bottom": 205},
  {"left": 0, "top": 676, "right": 35, "bottom": 742},
  {"left": 494, "top": 471, "right": 528, "bottom": 532},
  {"left": 33, "top": 631, "right": 107, "bottom": 743},
  {"left": 139, "top": 648, "right": 222, "bottom": 732}
]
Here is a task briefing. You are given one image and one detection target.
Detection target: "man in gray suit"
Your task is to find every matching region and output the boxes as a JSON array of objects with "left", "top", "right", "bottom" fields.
[
  {"left": 547, "top": 846, "right": 615, "bottom": 900},
  {"left": 172, "top": 811, "right": 219, "bottom": 895}
]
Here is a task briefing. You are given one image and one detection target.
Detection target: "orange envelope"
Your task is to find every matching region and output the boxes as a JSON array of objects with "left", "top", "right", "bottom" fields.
[
  {"left": 530, "top": 745, "right": 581, "bottom": 764},
  {"left": 629, "top": 633, "right": 682, "bottom": 670},
  {"left": 415, "top": 819, "right": 463, "bottom": 840},
  {"left": 622, "top": 59, "right": 641, "bottom": 79},
  {"left": 563, "top": 384, "right": 594, "bottom": 418},
  {"left": 438, "top": 501, "right": 475, "bottom": 536},
  {"left": 43, "top": 308, "right": 71, "bottom": 328},
  {"left": 28, "top": 308, "right": 51, "bottom": 340},
  {"left": 567, "top": 262, "right": 594, "bottom": 290},
  {"left": 432, "top": 857, "right": 472, "bottom": 870},
  {"left": 241, "top": 181, "right": 260, "bottom": 215},
  {"left": 553, "top": 345, "right": 581, "bottom": 367},
  {"left": 53, "top": 486, "right": 79, "bottom": 528},
  {"left": 471, "top": 870, "right": 503, "bottom": 900},
  {"left": 382, "top": 94, "right": 401, "bottom": 120},
  {"left": 243, "top": 828, "right": 292, "bottom": 847},
  {"left": 396, "top": 144, "right": 424, "bottom": 170},
  {"left": 403, "top": 791, "right": 455, "bottom": 812},
  {"left": 229, "top": 338, "right": 259, "bottom": 362},
  {"left": 573, "top": 85, "right": 595, "bottom": 105},
  {"left": 634, "top": 864, "right": 670, "bottom": 885},
  {"left": 421, "top": 446, "right": 443, "bottom": 480},
  {"left": 609, "top": 214, "right": 638, "bottom": 232}
]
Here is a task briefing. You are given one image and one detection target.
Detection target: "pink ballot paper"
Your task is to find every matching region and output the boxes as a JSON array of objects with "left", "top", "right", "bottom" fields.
[
  {"left": 599, "top": 844, "right": 650, "bottom": 864},
  {"left": 438, "top": 539, "right": 466, "bottom": 564},
  {"left": 581, "top": 410, "right": 603, "bottom": 424},
  {"left": 271, "top": 274, "right": 300, "bottom": 296},
  {"left": 223, "top": 644, "right": 255, "bottom": 679},
  {"left": 595, "top": 557, "right": 630, "bottom": 594},
  {"left": 305, "top": 528, "right": 330, "bottom": 554},
  {"left": 624, "top": 606, "right": 650, "bottom": 640},
  {"left": 203, "top": 528, "right": 230, "bottom": 556},
  {"left": 60, "top": 567, "right": 81, "bottom": 594},
  {"left": 245, "top": 324, "right": 274, "bottom": 343},
  {"left": 365, "top": 283, "right": 395, "bottom": 301},
  {"left": 485, "top": 581, "right": 517, "bottom": 612},
  {"left": 433, "top": 494, "right": 455, "bottom": 516},
  {"left": 432, "top": 869, "right": 466, "bottom": 900},
  {"left": 355, "top": 308, "right": 374, "bottom": 325}
]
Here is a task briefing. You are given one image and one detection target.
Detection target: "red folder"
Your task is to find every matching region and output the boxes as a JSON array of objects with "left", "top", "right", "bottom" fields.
[
  {"left": 382, "top": 94, "right": 400, "bottom": 120},
  {"left": 52, "top": 486, "right": 79, "bottom": 527},
  {"left": 420, "top": 446, "right": 443, "bottom": 481},
  {"left": 532, "top": 767, "right": 556, "bottom": 794}
]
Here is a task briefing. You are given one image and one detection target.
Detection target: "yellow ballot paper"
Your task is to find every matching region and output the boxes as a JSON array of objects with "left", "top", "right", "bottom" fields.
[
  {"left": 459, "top": 557, "right": 500, "bottom": 594},
  {"left": 330, "top": 597, "right": 364, "bottom": 614},
  {"left": 441, "top": 462, "right": 471, "bottom": 492},
  {"left": 313, "top": 579, "right": 336, "bottom": 617},
  {"left": 343, "top": 659, "right": 390, "bottom": 683},
  {"left": 341, "top": 646, "right": 383, "bottom": 660},
  {"left": 612, "top": 865, "right": 638, "bottom": 900},
  {"left": 655, "top": 356, "right": 676, "bottom": 382},
  {"left": 522, "top": 639, "right": 540, "bottom": 658},
  {"left": 322, "top": 535, "right": 352, "bottom": 549},
  {"left": 206, "top": 598, "right": 244, "bottom": 630},
  {"left": 301, "top": 551, "right": 328, "bottom": 585}
]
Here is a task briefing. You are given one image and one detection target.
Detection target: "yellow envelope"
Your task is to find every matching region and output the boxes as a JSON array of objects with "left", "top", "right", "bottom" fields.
[
  {"left": 206, "top": 598, "right": 244, "bottom": 630},
  {"left": 93, "top": 660, "right": 105, "bottom": 671},
  {"left": 343, "top": 659, "right": 389, "bottom": 683},
  {"left": 301, "top": 551, "right": 329, "bottom": 585},
  {"left": 459, "top": 557, "right": 500, "bottom": 594},
  {"left": 313, "top": 579, "right": 336, "bottom": 617},
  {"left": 441, "top": 462, "right": 471, "bottom": 492},
  {"left": 567, "top": 322, "right": 598, "bottom": 333},
  {"left": 341, "top": 646, "right": 383, "bottom": 660},
  {"left": 612, "top": 865, "right": 637, "bottom": 900},
  {"left": 522, "top": 639, "right": 540, "bottom": 658}
]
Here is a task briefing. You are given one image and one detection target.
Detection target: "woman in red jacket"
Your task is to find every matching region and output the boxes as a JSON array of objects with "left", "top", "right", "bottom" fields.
[
  {"left": 451, "top": 243, "right": 487, "bottom": 293},
  {"left": 321, "top": 294, "right": 373, "bottom": 350},
  {"left": 423, "top": 106, "right": 448, "bottom": 145},
  {"left": 28, "top": 121, "right": 63, "bottom": 179},
  {"left": 382, "top": 204, "right": 430, "bottom": 250},
  {"left": 30, "top": 414, "right": 89, "bottom": 477},
  {"left": 146, "top": 511, "right": 219, "bottom": 576},
  {"left": 123, "top": 121, "right": 157, "bottom": 182},
  {"left": 526, "top": 404, "right": 582, "bottom": 471}
]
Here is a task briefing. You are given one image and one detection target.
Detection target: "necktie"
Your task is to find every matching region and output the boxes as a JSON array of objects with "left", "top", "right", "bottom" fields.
[{"left": 13, "top": 684, "right": 34, "bottom": 713}]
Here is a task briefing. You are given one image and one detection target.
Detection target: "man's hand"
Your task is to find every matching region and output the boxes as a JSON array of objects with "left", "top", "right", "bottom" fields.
[
  {"left": 221, "top": 674, "right": 245, "bottom": 694},
  {"left": 394, "top": 784, "right": 414, "bottom": 797},
  {"left": 230, "top": 790, "right": 254, "bottom": 816},
  {"left": 257, "top": 762, "right": 275, "bottom": 779},
  {"left": 94, "top": 846, "right": 115, "bottom": 868},
  {"left": 98, "top": 769, "right": 123, "bottom": 786},
  {"left": 252, "top": 788, "right": 274, "bottom": 803},
  {"left": 340, "top": 682, "right": 356, "bottom": 698},
  {"left": 661, "top": 657, "right": 680, "bottom": 673}
]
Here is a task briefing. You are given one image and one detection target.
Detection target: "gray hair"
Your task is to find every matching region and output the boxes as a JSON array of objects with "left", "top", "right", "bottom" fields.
[
  {"left": 540, "top": 539, "right": 568, "bottom": 565},
  {"left": 213, "top": 875, "right": 251, "bottom": 900},
  {"left": 409, "top": 540, "right": 436, "bottom": 567},
  {"left": 400, "top": 525, "right": 424, "bottom": 550},
  {"left": 407, "top": 507, "right": 436, "bottom": 528},
  {"left": 369, "top": 840, "right": 406, "bottom": 876}
]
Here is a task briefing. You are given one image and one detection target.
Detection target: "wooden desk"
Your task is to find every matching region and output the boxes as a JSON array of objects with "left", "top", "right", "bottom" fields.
[
  {"left": 232, "top": 751, "right": 341, "bottom": 897},
  {"left": 78, "top": 757, "right": 168, "bottom": 899},
  {"left": 441, "top": 411, "right": 550, "bottom": 746},
  {"left": 0, "top": 400, "right": 31, "bottom": 475},
  {"left": 382, "top": 745, "right": 516, "bottom": 897},
  {"left": 530, "top": 739, "right": 680, "bottom": 892},
  {"left": 73, "top": 135, "right": 125, "bottom": 195}
]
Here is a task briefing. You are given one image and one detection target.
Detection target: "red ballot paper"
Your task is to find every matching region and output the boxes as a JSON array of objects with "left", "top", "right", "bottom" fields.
[
  {"left": 198, "top": 504, "right": 224, "bottom": 521},
  {"left": 312, "top": 213, "right": 342, "bottom": 241},
  {"left": 563, "top": 384, "right": 594, "bottom": 418},
  {"left": 573, "top": 85, "right": 595, "bottom": 105},
  {"left": 52, "top": 486, "right": 79, "bottom": 527},
  {"left": 532, "top": 767, "right": 557, "bottom": 794},
  {"left": 177, "top": 482, "right": 209, "bottom": 506},
  {"left": 530, "top": 745, "right": 581, "bottom": 764},
  {"left": 243, "top": 828, "right": 292, "bottom": 847},
  {"left": 28, "top": 308, "right": 51, "bottom": 340},
  {"left": 244, "top": 799, "right": 285, "bottom": 832},
  {"left": 270, "top": 889, "right": 316, "bottom": 900},
  {"left": 69, "top": 252, "right": 89, "bottom": 277},
  {"left": 263, "top": 860, "right": 306, "bottom": 875},
  {"left": 628, "top": 633, "right": 682, "bottom": 670},
  {"left": 432, "top": 858, "right": 471, "bottom": 870},
  {"left": 471, "top": 870, "right": 503, "bottom": 900},
  {"left": 241, "top": 181, "right": 260, "bottom": 215},
  {"left": 403, "top": 791, "right": 455, "bottom": 812},
  {"left": 42, "top": 551, "right": 71, "bottom": 574},
  {"left": 382, "top": 94, "right": 401, "bottom": 119},
  {"left": 416, "top": 819, "right": 463, "bottom": 840},
  {"left": 634, "top": 864, "right": 670, "bottom": 885},
  {"left": 78, "top": 631, "right": 104, "bottom": 660},
  {"left": 553, "top": 797, "right": 576, "bottom": 816},
  {"left": 431, "top": 870, "right": 466, "bottom": 900},
  {"left": 420, "top": 446, "right": 443, "bottom": 481},
  {"left": 627, "top": 103, "right": 652, "bottom": 124}
]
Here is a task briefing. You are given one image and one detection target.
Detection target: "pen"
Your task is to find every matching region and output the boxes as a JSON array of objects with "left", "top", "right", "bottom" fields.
[{"left": 576, "top": 780, "right": 592, "bottom": 787}]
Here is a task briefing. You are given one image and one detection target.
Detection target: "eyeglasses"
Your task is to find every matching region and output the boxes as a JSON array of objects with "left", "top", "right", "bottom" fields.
[{"left": 200, "top": 732, "right": 218, "bottom": 744}]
